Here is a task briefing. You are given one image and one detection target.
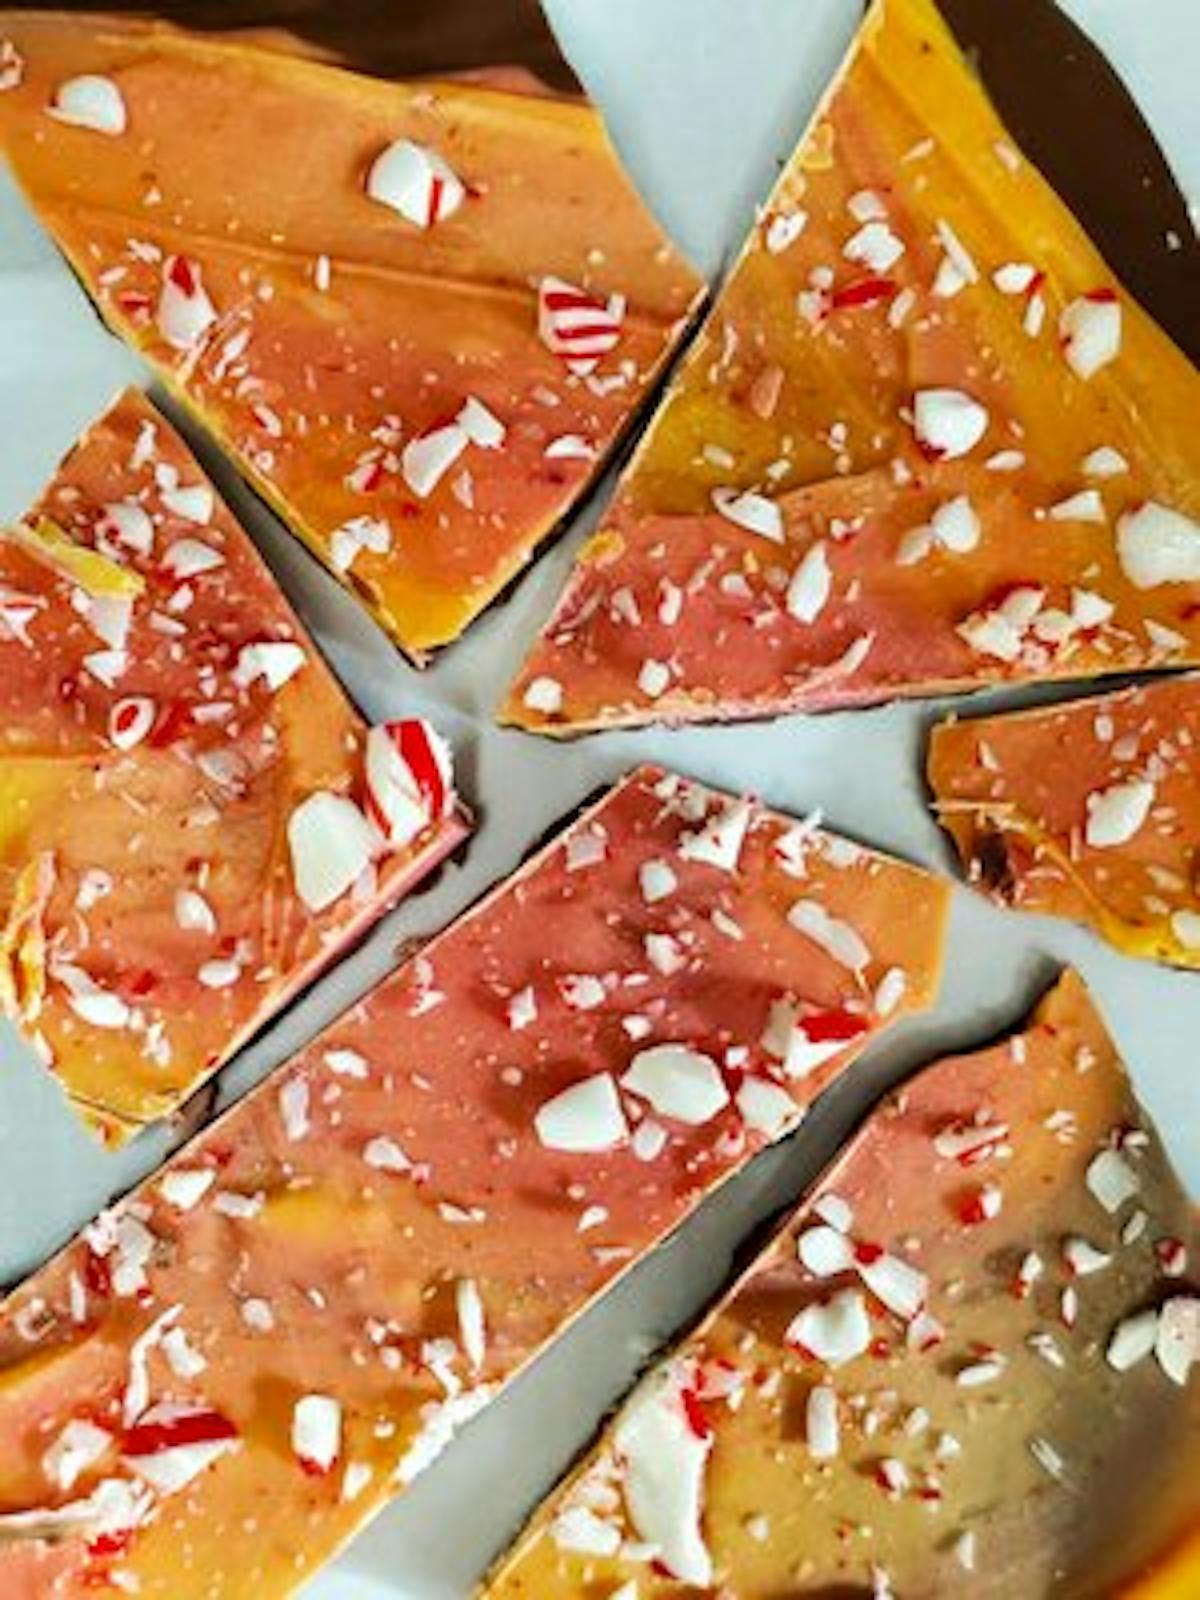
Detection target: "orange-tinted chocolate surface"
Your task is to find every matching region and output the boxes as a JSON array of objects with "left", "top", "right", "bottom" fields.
[
  {"left": 0, "top": 766, "right": 947, "bottom": 1596},
  {"left": 482, "top": 971, "right": 1200, "bottom": 1597},
  {"left": 505, "top": 0, "right": 1200, "bottom": 735},
  {"left": 930, "top": 675, "right": 1200, "bottom": 969},
  {"left": 0, "top": 388, "right": 466, "bottom": 1143},
  {"left": 0, "top": 12, "right": 704, "bottom": 660}
]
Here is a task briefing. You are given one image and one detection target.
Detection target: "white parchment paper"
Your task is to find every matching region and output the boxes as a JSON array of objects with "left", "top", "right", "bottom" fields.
[{"left": 0, "top": 2, "right": 1195, "bottom": 1593}]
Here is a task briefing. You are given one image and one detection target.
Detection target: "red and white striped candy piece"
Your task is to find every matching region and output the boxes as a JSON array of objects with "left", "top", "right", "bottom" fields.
[
  {"left": 0, "top": 40, "right": 24, "bottom": 92},
  {"left": 363, "top": 719, "right": 454, "bottom": 850},
  {"left": 613, "top": 1362, "right": 713, "bottom": 1586},
  {"left": 109, "top": 695, "right": 156, "bottom": 751},
  {"left": 48, "top": 74, "right": 126, "bottom": 135},
  {"left": 366, "top": 138, "right": 465, "bottom": 228},
  {"left": 537, "top": 277, "right": 624, "bottom": 376},
  {"left": 157, "top": 255, "right": 217, "bottom": 352},
  {"left": 97, "top": 500, "right": 154, "bottom": 557},
  {"left": 121, "top": 1403, "right": 239, "bottom": 1493}
]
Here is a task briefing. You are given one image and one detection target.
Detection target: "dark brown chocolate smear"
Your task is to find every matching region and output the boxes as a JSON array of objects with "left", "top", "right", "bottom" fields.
[
  {"left": 8, "top": 0, "right": 582, "bottom": 94},
  {"left": 937, "top": 0, "right": 1199, "bottom": 362}
]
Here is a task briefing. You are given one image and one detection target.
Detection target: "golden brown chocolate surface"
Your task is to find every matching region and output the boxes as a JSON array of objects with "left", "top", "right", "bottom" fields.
[
  {"left": 0, "top": 388, "right": 466, "bottom": 1143},
  {"left": 0, "top": 12, "right": 703, "bottom": 659},
  {"left": 0, "top": 766, "right": 947, "bottom": 1596},
  {"left": 482, "top": 971, "right": 1200, "bottom": 1598},
  {"left": 929, "top": 675, "right": 1200, "bottom": 969},
  {"left": 505, "top": 0, "right": 1200, "bottom": 735}
]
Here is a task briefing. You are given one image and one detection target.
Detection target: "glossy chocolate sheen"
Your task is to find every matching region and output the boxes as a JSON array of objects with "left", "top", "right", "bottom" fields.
[{"left": 0, "top": 0, "right": 582, "bottom": 93}]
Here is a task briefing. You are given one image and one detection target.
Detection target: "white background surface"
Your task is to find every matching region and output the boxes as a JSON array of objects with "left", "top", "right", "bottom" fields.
[{"left": 0, "top": 2, "right": 1196, "bottom": 1594}]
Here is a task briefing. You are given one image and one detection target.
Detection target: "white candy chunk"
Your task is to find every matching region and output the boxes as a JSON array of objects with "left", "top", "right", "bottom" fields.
[
  {"left": 292, "top": 1394, "right": 342, "bottom": 1474},
  {"left": 1081, "top": 445, "right": 1128, "bottom": 478},
  {"left": 814, "top": 1194, "right": 855, "bottom": 1233},
  {"left": 678, "top": 797, "right": 752, "bottom": 873},
  {"left": 364, "top": 719, "right": 454, "bottom": 848},
  {"left": 0, "top": 40, "right": 25, "bottom": 92},
  {"left": 1063, "top": 1236, "right": 1111, "bottom": 1276},
  {"left": 786, "top": 540, "right": 832, "bottom": 623},
  {"left": 639, "top": 859, "right": 678, "bottom": 903},
  {"left": 160, "top": 483, "right": 214, "bottom": 525},
  {"left": 1084, "top": 779, "right": 1154, "bottom": 849},
  {"left": 931, "top": 495, "right": 980, "bottom": 552},
  {"left": 1106, "top": 1308, "right": 1159, "bottom": 1373},
  {"left": 523, "top": 675, "right": 563, "bottom": 715},
  {"left": 874, "top": 967, "right": 906, "bottom": 1017},
  {"left": 98, "top": 500, "right": 153, "bottom": 556},
  {"left": 366, "top": 138, "right": 465, "bottom": 227},
  {"left": 785, "top": 1287, "right": 871, "bottom": 1366},
  {"left": 911, "top": 388, "right": 988, "bottom": 460},
  {"left": 0, "top": 1477, "right": 150, "bottom": 1544},
  {"left": 805, "top": 1384, "right": 840, "bottom": 1460},
  {"left": 992, "top": 261, "right": 1037, "bottom": 293},
  {"left": 797, "top": 1225, "right": 854, "bottom": 1278},
  {"left": 1060, "top": 292, "right": 1121, "bottom": 378},
  {"left": 174, "top": 889, "right": 216, "bottom": 936},
  {"left": 49, "top": 74, "right": 126, "bottom": 134},
  {"left": 787, "top": 899, "right": 870, "bottom": 972},
  {"left": 622, "top": 1044, "right": 729, "bottom": 1125},
  {"left": 711, "top": 487, "right": 783, "bottom": 542},
  {"left": 1049, "top": 489, "right": 1106, "bottom": 523},
  {"left": 402, "top": 422, "right": 469, "bottom": 497},
  {"left": 395, "top": 1387, "right": 495, "bottom": 1486},
  {"left": 278, "top": 1078, "right": 311, "bottom": 1142},
  {"left": 457, "top": 396, "right": 506, "bottom": 449},
  {"left": 543, "top": 433, "right": 596, "bottom": 461},
  {"left": 161, "top": 1326, "right": 206, "bottom": 1380},
  {"left": 233, "top": 640, "right": 306, "bottom": 692},
  {"left": 735, "top": 1077, "right": 800, "bottom": 1140},
  {"left": 1155, "top": 1296, "right": 1199, "bottom": 1385},
  {"left": 287, "top": 792, "right": 376, "bottom": 912},
  {"left": 1086, "top": 1148, "right": 1139, "bottom": 1213},
  {"left": 614, "top": 1364, "right": 713, "bottom": 1586},
  {"left": 766, "top": 210, "right": 807, "bottom": 253},
  {"left": 1171, "top": 909, "right": 1200, "bottom": 950},
  {"left": 535, "top": 1073, "right": 628, "bottom": 1153},
  {"left": 456, "top": 1278, "right": 486, "bottom": 1371},
  {"left": 329, "top": 514, "right": 391, "bottom": 575},
  {"left": 859, "top": 1251, "right": 927, "bottom": 1321},
  {"left": 1116, "top": 502, "right": 1200, "bottom": 588},
  {"left": 638, "top": 659, "right": 671, "bottom": 700},
  {"left": 58, "top": 966, "right": 131, "bottom": 1030},
  {"left": 158, "top": 1168, "right": 215, "bottom": 1212},
  {"left": 843, "top": 220, "right": 904, "bottom": 272},
  {"left": 552, "top": 1505, "right": 622, "bottom": 1557},
  {"left": 161, "top": 537, "right": 223, "bottom": 580},
  {"left": 157, "top": 258, "right": 217, "bottom": 352},
  {"left": 43, "top": 1420, "right": 113, "bottom": 1493}
]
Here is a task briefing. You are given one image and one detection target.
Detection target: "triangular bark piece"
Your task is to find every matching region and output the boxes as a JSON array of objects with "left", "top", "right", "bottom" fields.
[
  {"left": 0, "top": 12, "right": 703, "bottom": 660},
  {"left": 930, "top": 674, "right": 1200, "bottom": 967},
  {"left": 0, "top": 388, "right": 467, "bottom": 1144},
  {"left": 482, "top": 970, "right": 1200, "bottom": 1597},
  {"left": 505, "top": 0, "right": 1200, "bottom": 734},
  {"left": 0, "top": 766, "right": 947, "bottom": 1594}
]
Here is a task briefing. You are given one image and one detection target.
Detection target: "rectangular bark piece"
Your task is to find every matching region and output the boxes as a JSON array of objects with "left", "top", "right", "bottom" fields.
[{"left": 0, "top": 765, "right": 947, "bottom": 1595}]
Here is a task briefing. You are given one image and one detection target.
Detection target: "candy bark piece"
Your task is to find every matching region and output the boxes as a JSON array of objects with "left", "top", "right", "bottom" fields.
[
  {"left": 0, "top": 766, "right": 947, "bottom": 1596},
  {"left": 0, "top": 13, "right": 703, "bottom": 662},
  {"left": 929, "top": 675, "right": 1200, "bottom": 969},
  {"left": 0, "top": 388, "right": 467, "bottom": 1144},
  {"left": 504, "top": 0, "right": 1200, "bottom": 734},
  {"left": 481, "top": 970, "right": 1200, "bottom": 1598}
]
